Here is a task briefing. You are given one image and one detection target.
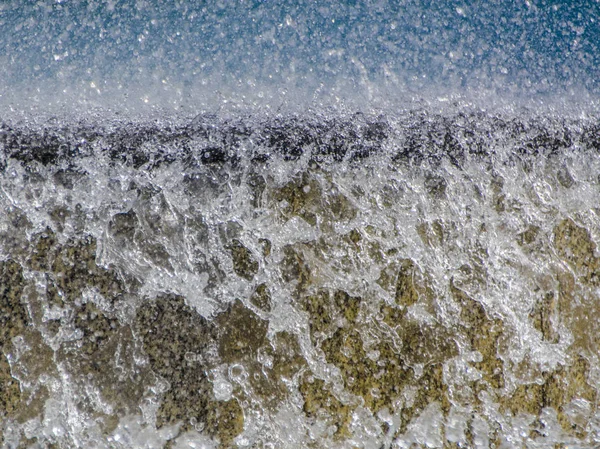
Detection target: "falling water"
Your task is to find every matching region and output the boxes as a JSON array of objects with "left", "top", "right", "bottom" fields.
[{"left": 2, "top": 2, "right": 600, "bottom": 448}]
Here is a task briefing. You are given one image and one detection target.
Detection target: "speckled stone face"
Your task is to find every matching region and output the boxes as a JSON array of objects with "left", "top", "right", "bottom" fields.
[{"left": 2, "top": 113, "right": 600, "bottom": 448}]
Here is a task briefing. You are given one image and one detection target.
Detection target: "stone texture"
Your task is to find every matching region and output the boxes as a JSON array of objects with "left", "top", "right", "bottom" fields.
[{"left": 135, "top": 294, "right": 244, "bottom": 446}]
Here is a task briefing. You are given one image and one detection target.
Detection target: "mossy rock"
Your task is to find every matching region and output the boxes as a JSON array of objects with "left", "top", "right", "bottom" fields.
[
  {"left": 270, "top": 331, "right": 307, "bottom": 381},
  {"left": 0, "top": 260, "right": 28, "bottom": 348},
  {"left": 503, "top": 355, "right": 596, "bottom": 438},
  {"left": 135, "top": 295, "right": 212, "bottom": 420},
  {"left": 228, "top": 239, "right": 259, "bottom": 281},
  {"left": 322, "top": 327, "right": 411, "bottom": 413},
  {"left": 451, "top": 281, "right": 505, "bottom": 389},
  {"left": 250, "top": 283, "right": 272, "bottom": 312},
  {"left": 53, "top": 302, "right": 150, "bottom": 431},
  {"left": 517, "top": 225, "right": 541, "bottom": 247},
  {"left": 272, "top": 172, "right": 356, "bottom": 228},
  {"left": 258, "top": 238, "right": 272, "bottom": 257},
  {"left": 0, "top": 353, "right": 21, "bottom": 420},
  {"left": 554, "top": 219, "right": 600, "bottom": 286},
  {"left": 491, "top": 174, "right": 505, "bottom": 213},
  {"left": 5, "top": 330, "right": 54, "bottom": 425},
  {"left": 135, "top": 294, "right": 244, "bottom": 444},
  {"left": 32, "top": 231, "right": 126, "bottom": 304},
  {"left": 28, "top": 228, "right": 58, "bottom": 271},
  {"left": 377, "top": 259, "right": 431, "bottom": 310},
  {"left": 417, "top": 220, "right": 444, "bottom": 247},
  {"left": 424, "top": 173, "right": 447, "bottom": 198},
  {"left": 395, "top": 364, "right": 451, "bottom": 436},
  {"left": 0, "top": 206, "right": 32, "bottom": 258},
  {"left": 49, "top": 206, "right": 71, "bottom": 233},
  {"left": 109, "top": 210, "right": 138, "bottom": 242},
  {"left": 281, "top": 244, "right": 312, "bottom": 291},
  {"left": 272, "top": 172, "right": 322, "bottom": 226},
  {"left": 215, "top": 299, "right": 268, "bottom": 364},
  {"left": 299, "top": 375, "right": 353, "bottom": 439},
  {"left": 557, "top": 166, "right": 575, "bottom": 188},
  {"left": 556, "top": 270, "right": 600, "bottom": 354},
  {"left": 247, "top": 172, "right": 266, "bottom": 208},
  {"left": 231, "top": 331, "right": 307, "bottom": 412},
  {"left": 333, "top": 290, "right": 361, "bottom": 323},
  {"left": 71, "top": 302, "right": 120, "bottom": 356},
  {"left": 205, "top": 398, "right": 245, "bottom": 446},
  {"left": 545, "top": 355, "right": 597, "bottom": 437},
  {"left": 529, "top": 291, "right": 559, "bottom": 343},
  {"left": 504, "top": 381, "right": 546, "bottom": 417},
  {"left": 394, "top": 320, "right": 458, "bottom": 366},
  {"left": 319, "top": 324, "right": 453, "bottom": 437},
  {"left": 300, "top": 289, "right": 360, "bottom": 342}
]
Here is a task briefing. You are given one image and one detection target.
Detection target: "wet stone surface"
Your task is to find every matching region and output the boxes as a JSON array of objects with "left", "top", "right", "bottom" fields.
[{"left": 3, "top": 117, "right": 600, "bottom": 447}]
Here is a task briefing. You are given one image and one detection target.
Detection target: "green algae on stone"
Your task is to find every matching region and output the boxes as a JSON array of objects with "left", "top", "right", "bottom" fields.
[
  {"left": 393, "top": 320, "right": 458, "bottom": 366},
  {"left": 250, "top": 283, "right": 272, "bottom": 313},
  {"left": 297, "top": 282, "right": 456, "bottom": 435},
  {"left": 135, "top": 295, "right": 215, "bottom": 427},
  {"left": 269, "top": 331, "right": 307, "bottom": 382},
  {"left": 556, "top": 165, "right": 575, "bottom": 189},
  {"left": 0, "top": 353, "right": 21, "bottom": 420},
  {"left": 135, "top": 294, "right": 245, "bottom": 445},
  {"left": 451, "top": 281, "right": 505, "bottom": 389},
  {"left": 556, "top": 269, "right": 600, "bottom": 355},
  {"left": 27, "top": 228, "right": 58, "bottom": 272},
  {"left": 247, "top": 172, "right": 267, "bottom": 208},
  {"left": 258, "top": 238, "right": 272, "bottom": 257},
  {"left": 0, "top": 206, "right": 32, "bottom": 258},
  {"left": 301, "top": 290, "right": 332, "bottom": 341},
  {"left": 204, "top": 398, "right": 245, "bottom": 446},
  {"left": 504, "top": 380, "right": 546, "bottom": 417},
  {"left": 23, "top": 231, "right": 154, "bottom": 431},
  {"left": 503, "top": 355, "right": 596, "bottom": 438},
  {"left": 318, "top": 323, "right": 453, "bottom": 437},
  {"left": 322, "top": 327, "right": 411, "bottom": 413},
  {"left": 109, "top": 209, "right": 175, "bottom": 273},
  {"left": 0, "top": 261, "right": 54, "bottom": 439},
  {"left": 5, "top": 334, "right": 53, "bottom": 427},
  {"left": 347, "top": 228, "right": 362, "bottom": 245},
  {"left": 49, "top": 205, "right": 71, "bottom": 234},
  {"left": 394, "top": 364, "right": 451, "bottom": 436},
  {"left": 517, "top": 225, "right": 541, "bottom": 247},
  {"left": 215, "top": 299, "right": 268, "bottom": 364},
  {"left": 271, "top": 171, "right": 356, "bottom": 228},
  {"left": 108, "top": 210, "right": 139, "bottom": 243},
  {"left": 554, "top": 219, "right": 600, "bottom": 286},
  {"left": 72, "top": 301, "right": 120, "bottom": 356},
  {"left": 377, "top": 259, "right": 431, "bottom": 310},
  {"left": 333, "top": 290, "right": 361, "bottom": 323},
  {"left": 544, "top": 356, "right": 597, "bottom": 436},
  {"left": 273, "top": 172, "right": 322, "bottom": 226},
  {"left": 228, "top": 239, "right": 259, "bottom": 281},
  {"left": 424, "top": 173, "right": 447, "bottom": 199},
  {"left": 417, "top": 220, "right": 444, "bottom": 247},
  {"left": 529, "top": 291, "right": 559, "bottom": 343},
  {"left": 0, "top": 260, "right": 28, "bottom": 349},
  {"left": 394, "top": 260, "right": 424, "bottom": 308},
  {"left": 43, "top": 233, "right": 125, "bottom": 304},
  {"left": 300, "top": 289, "right": 359, "bottom": 342},
  {"left": 226, "top": 330, "right": 307, "bottom": 413},
  {"left": 281, "top": 244, "right": 312, "bottom": 290},
  {"left": 299, "top": 375, "right": 353, "bottom": 439}
]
